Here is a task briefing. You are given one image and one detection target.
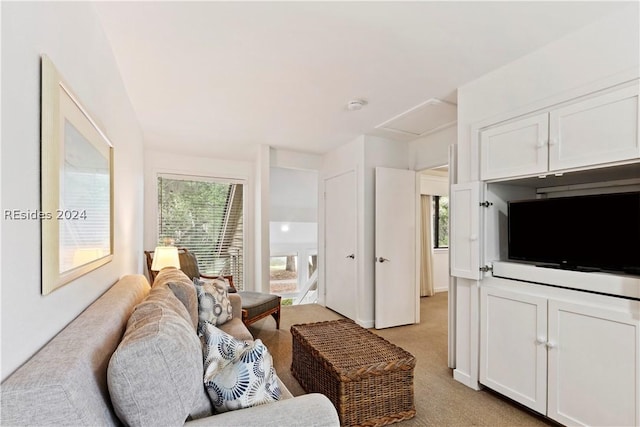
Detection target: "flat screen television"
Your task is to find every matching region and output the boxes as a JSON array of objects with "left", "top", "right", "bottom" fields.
[{"left": 508, "top": 191, "right": 640, "bottom": 275}]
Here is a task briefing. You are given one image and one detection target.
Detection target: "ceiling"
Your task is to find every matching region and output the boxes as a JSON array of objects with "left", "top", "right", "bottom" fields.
[{"left": 95, "top": 1, "right": 630, "bottom": 161}]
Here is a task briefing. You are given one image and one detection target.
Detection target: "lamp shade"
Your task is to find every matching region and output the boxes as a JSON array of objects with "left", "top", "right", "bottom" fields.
[{"left": 151, "top": 246, "right": 180, "bottom": 271}]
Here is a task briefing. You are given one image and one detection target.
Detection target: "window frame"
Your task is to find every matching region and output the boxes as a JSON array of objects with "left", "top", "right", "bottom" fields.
[{"left": 156, "top": 173, "right": 247, "bottom": 288}]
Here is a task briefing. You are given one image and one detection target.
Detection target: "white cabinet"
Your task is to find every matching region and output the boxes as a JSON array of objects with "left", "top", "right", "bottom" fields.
[
  {"left": 480, "top": 113, "right": 549, "bottom": 181},
  {"left": 547, "top": 300, "right": 640, "bottom": 427},
  {"left": 480, "top": 287, "right": 547, "bottom": 413},
  {"left": 549, "top": 85, "right": 640, "bottom": 171},
  {"left": 480, "top": 283, "right": 640, "bottom": 426},
  {"left": 480, "top": 82, "right": 639, "bottom": 181}
]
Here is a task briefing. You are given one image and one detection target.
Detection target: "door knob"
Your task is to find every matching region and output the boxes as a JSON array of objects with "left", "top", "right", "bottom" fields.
[
  {"left": 377, "top": 257, "right": 390, "bottom": 263},
  {"left": 346, "top": 254, "right": 355, "bottom": 259}
]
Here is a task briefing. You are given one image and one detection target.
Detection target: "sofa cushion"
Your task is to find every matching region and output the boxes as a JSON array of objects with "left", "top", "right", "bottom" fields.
[
  {"left": 153, "top": 267, "right": 199, "bottom": 330},
  {"left": 107, "top": 286, "right": 212, "bottom": 426},
  {"left": 218, "top": 316, "right": 254, "bottom": 343},
  {"left": 194, "top": 277, "right": 233, "bottom": 329},
  {"left": 201, "top": 322, "right": 281, "bottom": 413}
]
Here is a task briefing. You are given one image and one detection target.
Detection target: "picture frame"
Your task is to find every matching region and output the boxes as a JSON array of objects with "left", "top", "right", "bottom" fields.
[{"left": 41, "top": 55, "right": 114, "bottom": 295}]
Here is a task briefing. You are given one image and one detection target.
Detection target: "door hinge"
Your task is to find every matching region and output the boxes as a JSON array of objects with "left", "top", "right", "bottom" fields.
[
  {"left": 479, "top": 265, "right": 493, "bottom": 273},
  {"left": 479, "top": 201, "right": 493, "bottom": 208}
]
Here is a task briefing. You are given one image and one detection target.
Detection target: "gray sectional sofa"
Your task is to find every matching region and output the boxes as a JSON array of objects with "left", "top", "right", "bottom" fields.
[{"left": 0, "top": 271, "right": 339, "bottom": 426}]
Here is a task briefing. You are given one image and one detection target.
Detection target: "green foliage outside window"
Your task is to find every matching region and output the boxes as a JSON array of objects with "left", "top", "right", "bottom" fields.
[
  {"left": 158, "top": 177, "right": 244, "bottom": 288},
  {"left": 434, "top": 195, "right": 449, "bottom": 249}
]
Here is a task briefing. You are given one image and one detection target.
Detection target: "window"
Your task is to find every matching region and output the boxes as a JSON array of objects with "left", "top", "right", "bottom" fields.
[
  {"left": 157, "top": 175, "right": 244, "bottom": 289},
  {"left": 433, "top": 195, "right": 449, "bottom": 249}
]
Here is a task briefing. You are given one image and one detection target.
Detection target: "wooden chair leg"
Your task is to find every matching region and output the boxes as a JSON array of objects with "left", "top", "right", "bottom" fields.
[{"left": 271, "top": 307, "right": 281, "bottom": 329}]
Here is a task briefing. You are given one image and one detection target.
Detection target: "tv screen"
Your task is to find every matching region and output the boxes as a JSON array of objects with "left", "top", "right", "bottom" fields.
[{"left": 508, "top": 191, "right": 640, "bottom": 274}]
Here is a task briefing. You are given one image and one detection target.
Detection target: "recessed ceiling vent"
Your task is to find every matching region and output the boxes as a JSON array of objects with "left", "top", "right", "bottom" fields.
[{"left": 376, "top": 98, "right": 457, "bottom": 137}]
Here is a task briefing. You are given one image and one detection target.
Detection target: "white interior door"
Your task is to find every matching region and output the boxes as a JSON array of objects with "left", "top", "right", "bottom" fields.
[
  {"left": 375, "top": 167, "right": 416, "bottom": 329},
  {"left": 324, "top": 171, "right": 357, "bottom": 320}
]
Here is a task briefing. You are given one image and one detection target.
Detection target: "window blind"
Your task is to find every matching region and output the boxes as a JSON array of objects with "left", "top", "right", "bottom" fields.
[{"left": 157, "top": 175, "right": 244, "bottom": 290}]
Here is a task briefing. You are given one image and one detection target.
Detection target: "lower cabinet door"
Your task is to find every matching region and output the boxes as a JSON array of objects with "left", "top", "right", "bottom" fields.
[
  {"left": 547, "top": 300, "right": 640, "bottom": 427},
  {"left": 480, "top": 287, "right": 548, "bottom": 414}
]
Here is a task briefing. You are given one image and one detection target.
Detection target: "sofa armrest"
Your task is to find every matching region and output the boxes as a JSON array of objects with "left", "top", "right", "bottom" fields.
[
  {"left": 228, "top": 293, "right": 242, "bottom": 320},
  {"left": 183, "top": 394, "right": 339, "bottom": 427}
]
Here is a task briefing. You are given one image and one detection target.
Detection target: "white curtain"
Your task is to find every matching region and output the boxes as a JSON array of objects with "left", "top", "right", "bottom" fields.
[{"left": 420, "top": 195, "right": 435, "bottom": 297}]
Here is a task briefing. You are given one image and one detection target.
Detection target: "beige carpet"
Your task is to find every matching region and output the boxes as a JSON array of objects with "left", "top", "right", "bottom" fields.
[{"left": 248, "top": 293, "right": 555, "bottom": 426}]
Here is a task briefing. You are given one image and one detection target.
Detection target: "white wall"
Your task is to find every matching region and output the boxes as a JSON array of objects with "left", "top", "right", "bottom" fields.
[
  {"left": 409, "top": 124, "right": 456, "bottom": 171},
  {"left": 420, "top": 173, "right": 449, "bottom": 195},
  {"left": 270, "top": 167, "right": 318, "bottom": 223},
  {"left": 452, "top": 3, "right": 640, "bottom": 389},
  {"left": 1, "top": 2, "right": 144, "bottom": 381},
  {"left": 270, "top": 148, "right": 323, "bottom": 171},
  {"left": 142, "top": 150, "right": 257, "bottom": 290}
]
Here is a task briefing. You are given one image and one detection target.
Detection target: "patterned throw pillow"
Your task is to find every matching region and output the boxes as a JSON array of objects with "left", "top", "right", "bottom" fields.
[
  {"left": 200, "top": 276, "right": 237, "bottom": 293},
  {"left": 201, "top": 322, "right": 281, "bottom": 412},
  {"left": 194, "top": 277, "right": 233, "bottom": 329}
]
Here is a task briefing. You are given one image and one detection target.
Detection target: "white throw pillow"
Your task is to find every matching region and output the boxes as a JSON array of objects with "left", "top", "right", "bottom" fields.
[{"left": 201, "top": 323, "right": 281, "bottom": 412}]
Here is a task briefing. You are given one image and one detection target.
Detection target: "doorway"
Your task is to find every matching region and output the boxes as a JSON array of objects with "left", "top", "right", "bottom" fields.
[
  {"left": 418, "top": 166, "right": 450, "bottom": 298},
  {"left": 269, "top": 166, "right": 319, "bottom": 305}
]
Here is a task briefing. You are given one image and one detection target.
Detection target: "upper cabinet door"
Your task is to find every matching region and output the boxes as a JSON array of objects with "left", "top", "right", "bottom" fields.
[
  {"left": 480, "top": 113, "right": 549, "bottom": 181},
  {"left": 549, "top": 84, "right": 640, "bottom": 171}
]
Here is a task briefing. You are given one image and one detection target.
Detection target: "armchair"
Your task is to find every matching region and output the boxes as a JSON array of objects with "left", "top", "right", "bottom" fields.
[{"left": 145, "top": 248, "right": 281, "bottom": 329}]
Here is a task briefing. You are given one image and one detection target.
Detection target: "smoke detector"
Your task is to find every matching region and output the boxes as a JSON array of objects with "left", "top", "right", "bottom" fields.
[{"left": 347, "top": 99, "right": 367, "bottom": 111}]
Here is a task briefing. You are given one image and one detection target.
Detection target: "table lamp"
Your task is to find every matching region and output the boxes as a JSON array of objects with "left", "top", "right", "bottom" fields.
[{"left": 151, "top": 246, "right": 180, "bottom": 271}]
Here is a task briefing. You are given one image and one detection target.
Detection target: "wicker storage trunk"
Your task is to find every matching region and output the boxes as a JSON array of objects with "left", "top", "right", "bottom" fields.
[{"left": 291, "top": 319, "right": 416, "bottom": 427}]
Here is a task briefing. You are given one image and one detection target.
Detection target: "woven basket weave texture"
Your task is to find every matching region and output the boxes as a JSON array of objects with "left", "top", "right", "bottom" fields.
[{"left": 291, "top": 319, "right": 416, "bottom": 427}]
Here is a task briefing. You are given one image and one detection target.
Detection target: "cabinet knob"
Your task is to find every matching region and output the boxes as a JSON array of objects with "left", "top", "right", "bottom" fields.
[
  {"left": 536, "top": 139, "right": 547, "bottom": 148},
  {"left": 549, "top": 137, "right": 558, "bottom": 146},
  {"left": 545, "top": 341, "right": 556, "bottom": 349},
  {"left": 536, "top": 337, "right": 547, "bottom": 345},
  {"left": 469, "top": 234, "right": 478, "bottom": 241}
]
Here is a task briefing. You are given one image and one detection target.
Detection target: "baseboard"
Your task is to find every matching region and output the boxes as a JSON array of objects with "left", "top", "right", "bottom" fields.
[
  {"left": 453, "top": 369, "right": 470, "bottom": 385},
  {"left": 435, "top": 287, "right": 449, "bottom": 293},
  {"left": 356, "top": 319, "right": 374, "bottom": 329},
  {"left": 453, "top": 369, "right": 480, "bottom": 390}
]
